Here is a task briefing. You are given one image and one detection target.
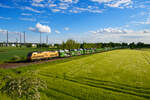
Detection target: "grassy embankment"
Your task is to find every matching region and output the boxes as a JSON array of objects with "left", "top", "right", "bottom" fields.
[
  {"left": 0, "top": 49, "right": 150, "bottom": 100},
  {"left": 0, "top": 47, "right": 55, "bottom": 63}
]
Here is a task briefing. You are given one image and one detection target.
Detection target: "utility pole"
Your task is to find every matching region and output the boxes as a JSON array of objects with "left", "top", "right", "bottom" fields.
[
  {"left": 46, "top": 35, "right": 48, "bottom": 44},
  {"left": 24, "top": 32, "right": 25, "bottom": 44},
  {"left": 40, "top": 32, "right": 41, "bottom": 44},
  {"left": 20, "top": 32, "right": 22, "bottom": 43},
  {"left": 6, "top": 31, "right": 8, "bottom": 46}
]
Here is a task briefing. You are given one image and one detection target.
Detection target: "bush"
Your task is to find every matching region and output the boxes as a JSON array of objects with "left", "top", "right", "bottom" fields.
[
  {"left": 11, "top": 56, "right": 21, "bottom": 61},
  {"left": 26, "top": 43, "right": 32, "bottom": 48},
  {"left": 0, "top": 73, "right": 47, "bottom": 100}
]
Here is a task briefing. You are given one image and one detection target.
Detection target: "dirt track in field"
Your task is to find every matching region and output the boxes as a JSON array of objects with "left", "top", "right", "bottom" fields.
[{"left": 0, "top": 58, "right": 65, "bottom": 69}]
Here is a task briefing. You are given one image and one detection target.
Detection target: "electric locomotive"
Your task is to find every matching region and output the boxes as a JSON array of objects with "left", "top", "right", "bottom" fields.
[{"left": 27, "top": 51, "right": 59, "bottom": 61}]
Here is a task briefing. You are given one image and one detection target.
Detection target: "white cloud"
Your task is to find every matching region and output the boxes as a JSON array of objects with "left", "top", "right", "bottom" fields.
[
  {"left": 36, "top": 23, "right": 51, "bottom": 33},
  {"left": 58, "top": 3, "right": 69, "bottom": 9},
  {"left": 0, "top": 29, "right": 7, "bottom": 33},
  {"left": 88, "top": 28, "right": 150, "bottom": 43},
  {"left": 90, "top": 28, "right": 150, "bottom": 37},
  {"left": 32, "top": 0, "right": 43, "bottom": 3},
  {"left": 49, "top": 4, "right": 57, "bottom": 7},
  {"left": 55, "top": 30, "right": 61, "bottom": 34},
  {"left": 132, "top": 15, "right": 150, "bottom": 25},
  {"left": 0, "top": 3, "right": 12, "bottom": 8},
  {"left": 28, "top": 27, "right": 36, "bottom": 31},
  {"left": 21, "top": 13, "right": 32, "bottom": 16},
  {"left": 132, "top": 21, "right": 150, "bottom": 25},
  {"left": 64, "top": 27, "right": 70, "bottom": 31},
  {"left": 19, "top": 18, "right": 36, "bottom": 22},
  {"left": 0, "top": 16, "right": 11, "bottom": 20},
  {"left": 106, "top": 0, "right": 132, "bottom": 8},
  {"left": 32, "top": 3, "right": 45, "bottom": 7},
  {"left": 90, "top": 27, "right": 135, "bottom": 34},
  {"left": 69, "top": 10, "right": 79, "bottom": 13},
  {"left": 40, "top": 21, "right": 49, "bottom": 24},
  {"left": 91, "top": 0, "right": 112, "bottom": 3},
  {"left": 60, "top": 0, "right": 79, "bottom": 3},
  {"left": 29, "top": 23, "right": 51, "bottom": 33},
  {"left": 70, "top": 7, "right": 103, "bottom": 13},
  {"left": 23, "top": 7, "right": 41, "bottom": 13},
  {"left": 22, "top": 0, "right": 103, "bottom": 14},
  {"left": 51, "top": 9, "right": 61, "bottom": 12},
  {"left": 91, "top": 0, "right": 133, "bottom": 8}
]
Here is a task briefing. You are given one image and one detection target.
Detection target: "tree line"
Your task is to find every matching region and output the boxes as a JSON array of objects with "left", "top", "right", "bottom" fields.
[
  {"left": 56, "top": 40, "right": 150, "bottom": 50},
  {"left": 129, "top": 42, "right": 150, "bottom": 49},
  {"left": 55, "top": 39, "right": 128, "bottom": 50},
  {"left": 1, "top": 39, "right": 150, "bottom": 50}
]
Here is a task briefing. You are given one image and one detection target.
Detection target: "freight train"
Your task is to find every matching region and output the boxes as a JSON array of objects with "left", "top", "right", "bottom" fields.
[{"left": 27, "top": 47, "right": 123, "bottom": 61}]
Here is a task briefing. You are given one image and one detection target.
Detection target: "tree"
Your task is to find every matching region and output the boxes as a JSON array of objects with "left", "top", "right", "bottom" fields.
[
  {"left": 26, "top": 43, "right": 32, "bottom": 48},
  {"left": 65, "top": 39, "right": 75, "bottom": 50},
  {"left": 59, "top": 39, "right": 81, "bottom": 50},
  {"left": 122, "top": 42, "right": 128, "bottom": 47},
  {"left": 95, "top": 43, "right": 102, "bottom": 48},
  {"left": 137, "top": 42, "right": 144, "bottom": 48},
  {"left": 129, "top": 42, "right": 136, "bottom": 49},
  {"left": 59, "top": 41, "right": 66, "bottom": 50}
]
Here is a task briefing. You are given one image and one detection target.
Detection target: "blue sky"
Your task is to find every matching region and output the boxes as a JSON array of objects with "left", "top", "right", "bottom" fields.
[{"left": 0, "top": 0, "right": 150, "bottom": 43}]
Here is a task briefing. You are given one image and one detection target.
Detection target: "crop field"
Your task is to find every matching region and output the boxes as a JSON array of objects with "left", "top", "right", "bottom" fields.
[
  {"left": 1, "top": 49, "right": 150, "bottom": 100},
  {"left": 0, "top": 47, "right": 55, "bottom": 63}
]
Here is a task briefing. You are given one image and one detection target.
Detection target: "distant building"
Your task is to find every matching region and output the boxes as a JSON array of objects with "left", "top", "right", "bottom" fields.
[
  {"left": 11, "top": 44, "right": 16, "bottom": 47},
  {"left": 32, "top": 44, "right": 37, "bottom": 47}
]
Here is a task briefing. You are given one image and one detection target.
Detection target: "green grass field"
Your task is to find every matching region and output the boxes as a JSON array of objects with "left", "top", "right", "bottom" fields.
[
  {"left": 0, "top": 47, "right": 55, "bottom": 63},
  {"left": 1, "top": 49, "right": 150, "bottom": 100}
]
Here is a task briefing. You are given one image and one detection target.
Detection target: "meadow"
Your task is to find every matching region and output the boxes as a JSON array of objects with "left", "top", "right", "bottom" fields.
[
  {"left": 0, "top": 47, "right": 55, "bottom": 63},
  {"left": 0, "top": 49, "right": 150, "bottom": 100}
]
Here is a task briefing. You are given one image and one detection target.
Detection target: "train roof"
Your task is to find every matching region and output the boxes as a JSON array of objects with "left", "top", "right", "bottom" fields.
[{"left": 29, "top": 51, "right": 58, "bottom": 54}]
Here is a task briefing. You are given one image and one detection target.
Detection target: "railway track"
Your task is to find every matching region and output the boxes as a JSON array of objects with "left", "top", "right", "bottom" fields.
[{"left": 0, "top": 57, "right": 65, "bottom": 69}]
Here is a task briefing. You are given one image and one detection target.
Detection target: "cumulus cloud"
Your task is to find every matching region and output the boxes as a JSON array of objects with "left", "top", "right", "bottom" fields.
[
  {"left": 90, "top": 27, "right": 140, "bottom": 34},
  {"left": 90, "top": 28, "right": 150, "bottom": 39},
  {"left": 36, "top": 23, "right": 51, "bottom": 33},
  {"left": 88, "top": 28, "right": 150, "bottom": 43},
  {"left": 29, "top": 23, "right": 51, "bottom": 33}
]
